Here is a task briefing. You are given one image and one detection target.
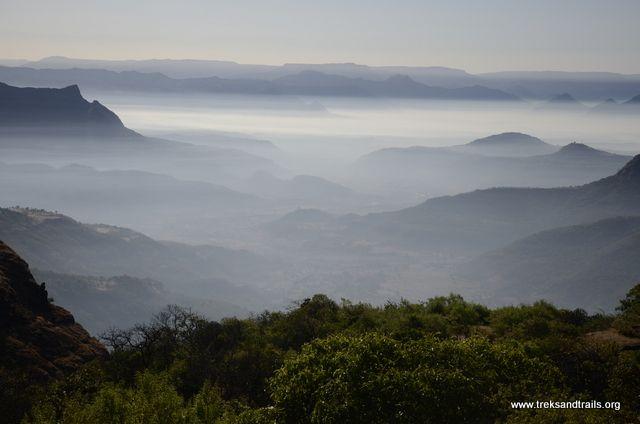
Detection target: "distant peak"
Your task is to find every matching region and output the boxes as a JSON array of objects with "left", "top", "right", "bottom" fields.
[
  {"left": 42, "top": 55, "right": 70, "bottom": 60},
  {"left": 468, "top": 132, "right": 546, "bottom": 146},
  {"left": 549, "top": 93, "right": 577, "bottom": 103},
  {"left": 558, "top": 142, "right": 598, "bottom": 153}
]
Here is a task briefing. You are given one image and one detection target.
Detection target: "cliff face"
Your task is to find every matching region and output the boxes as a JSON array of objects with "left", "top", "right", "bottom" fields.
[
  {"left": 0, "top": 82, "right": 139, "bottom": 138},
  {"left": 0, "top": 240, "right": 106, "bottom": 380}
]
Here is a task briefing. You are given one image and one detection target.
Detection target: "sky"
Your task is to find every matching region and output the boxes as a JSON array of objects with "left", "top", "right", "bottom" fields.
[{"left": 1, "top": 0, "right": 639, "bottom": 73}]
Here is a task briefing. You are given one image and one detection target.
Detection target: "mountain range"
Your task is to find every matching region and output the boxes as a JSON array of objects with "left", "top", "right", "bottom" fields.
[
  {"left": 0, "top": 82, "right": 285, "bottom": 191},
  {"left": 365, "top": 153, "right": 640, "bottom": 251},
  {"left": 7, "top": 56, "right": 640, "bottom": 100},
  {"left": 0, "top": 67, "right": 518, "bottom": 100},
  {"left": 280, "top": 154, "right": 640, "bottom": 255},
  {"left": 350, "top": 133, "right": 632, "bottom": 199},
  {"left": 265, "top": 155, "right": 640, "bottom": 310},
  {"left": 0, "top": 207, "right": 280, "bottom": 326}
]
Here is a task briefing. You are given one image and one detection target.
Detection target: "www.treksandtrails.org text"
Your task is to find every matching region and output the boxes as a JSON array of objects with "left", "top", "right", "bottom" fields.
[{"left": 511, "top": 400, "right": 621, "bottom": 411}]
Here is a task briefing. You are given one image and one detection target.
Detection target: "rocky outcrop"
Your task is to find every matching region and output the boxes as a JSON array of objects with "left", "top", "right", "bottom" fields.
[
  {"left": 0, "top": 82, "right": 139, "bottom": 138},
  {"left": 0, "top": 240, "right": 106, "bottom": 380}
]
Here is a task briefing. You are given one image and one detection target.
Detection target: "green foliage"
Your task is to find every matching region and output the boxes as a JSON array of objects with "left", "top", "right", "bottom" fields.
[
  {"left": 12, "top": 287, "right": 640, "bottom": 423},
  {"left": 268, "top": 333, "right": 563, "bottom": 424},
  {"left": 614, "top": 283, "right": 640, "bottom": 337},
  {"left": 24, "top": 372, "right": 243, "bottom": 424}
]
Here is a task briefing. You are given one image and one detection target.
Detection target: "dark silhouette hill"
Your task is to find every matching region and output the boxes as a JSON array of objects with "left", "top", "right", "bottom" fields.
[
  {"left": 0, "top": 82, "right": 138, "bottom": 138},
  {"left": 454, "top": 132, "right": 557, "bottom": 157}
]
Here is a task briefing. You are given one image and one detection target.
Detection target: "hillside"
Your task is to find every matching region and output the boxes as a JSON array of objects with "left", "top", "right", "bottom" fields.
[
  {"left": 374, "top": 154, "right": 640, "bottom": 249},
  {"left": 624, "top": 94, "right": 640, "bottom": 104},
  {"left": 296, "top": 154, "right": 640, "bottom": 255},
  {"left": 0, "top": 208, "right": 276, "bottom": 292},
  {"left": 0, "top": 161, "right": 264, "bottom": 233},
  {"left": 457, "top": 216, "right": 640, "bottom": 310},
  {"left": 0, "top": 241, "right": 105, "bottom": 421},
  {"left": 0, "top": 82, "right": 138, "bottom": 138},
  {"left": 14, "top": 288, "right": 640, "bottom": 423}
]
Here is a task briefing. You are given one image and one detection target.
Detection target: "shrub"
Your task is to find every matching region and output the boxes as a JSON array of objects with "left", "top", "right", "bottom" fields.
[{"left": 268, "top": 333, "right": 564, "bottom": 424}]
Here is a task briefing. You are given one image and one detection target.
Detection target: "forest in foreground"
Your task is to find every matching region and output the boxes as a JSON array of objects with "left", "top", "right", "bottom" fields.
[{"left": 5, "top": 286, "right": 640, "bottom": 423}]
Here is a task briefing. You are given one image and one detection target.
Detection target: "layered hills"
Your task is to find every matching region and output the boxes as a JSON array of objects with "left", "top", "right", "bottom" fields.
[
  {"left": 0, "top": 207, "right": 274, "bottom": 287},
  {"left": 282, "top": 154, "right": 640, "bottom": 254},
  {"left": 13, "top": 56, "right": 640, "bottom": 100},
  {"left": 0, "top": 67, "right": 518, "bottom": 100},
  {"left": 351, "top": 133, "right": 631, "bottom": 199}
]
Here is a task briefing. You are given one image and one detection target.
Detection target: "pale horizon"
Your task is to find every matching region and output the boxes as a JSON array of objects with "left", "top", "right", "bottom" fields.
[{"left": 2, "top": 0, "right": 640, "bottom": 74}]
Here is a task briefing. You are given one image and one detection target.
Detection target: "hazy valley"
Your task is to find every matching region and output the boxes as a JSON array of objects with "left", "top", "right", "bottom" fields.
[{"left": 2, "top": 76, "right": 640, "bottom": 323}]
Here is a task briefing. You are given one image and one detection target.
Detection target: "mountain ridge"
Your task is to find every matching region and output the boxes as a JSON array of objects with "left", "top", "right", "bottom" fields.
[
  {"left": 0, "top": 67, "right": 518, "bottom": 101},
  {"left": 13, "top": 56, "right": 640, "bottom": 99},
  {"left": 351, "top": 135, "right": 630, "bottom": 199},
  {"left": 458, "top": 216, "right": 640, "bottom": 310},
  {"left": 0, "top": 82, "right": 139, "bottom": 138}
]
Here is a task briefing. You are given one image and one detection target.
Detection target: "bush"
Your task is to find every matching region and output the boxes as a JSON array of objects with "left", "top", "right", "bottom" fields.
[
  {"left": 268, "top": 333, "right": 564, "bottom": 424},
  {"left": 614, "top": 283, "right": 640, "bottom": 337},
  {"left": 24, "top": 372, "right": 240, "bottom": 424}
]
